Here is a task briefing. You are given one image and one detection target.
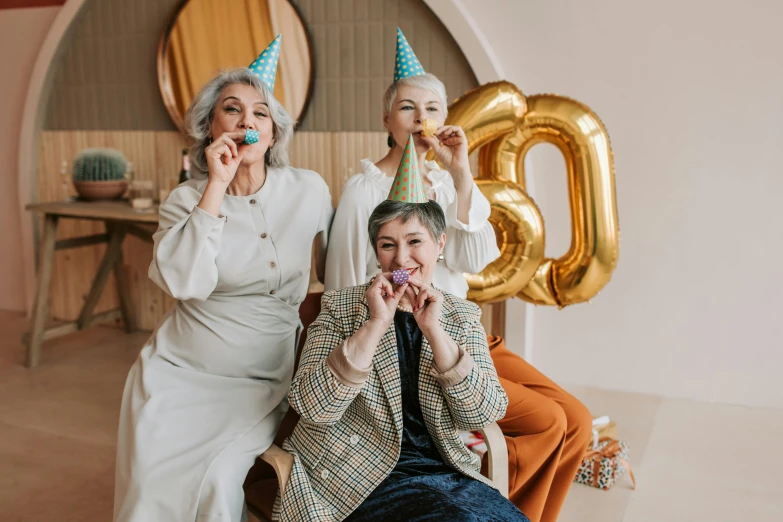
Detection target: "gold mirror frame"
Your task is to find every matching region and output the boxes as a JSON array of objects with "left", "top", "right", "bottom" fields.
[{"left": 157, "top": 0, "right": 315, "bottom": 133}]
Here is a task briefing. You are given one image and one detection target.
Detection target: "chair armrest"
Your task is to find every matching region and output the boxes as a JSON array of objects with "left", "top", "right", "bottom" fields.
[
  {"left": 259, "top": 444, "right": 294, "bottom": 495},
  {"left": 479, "top": 422, "right": 508, "bottom": 498}
]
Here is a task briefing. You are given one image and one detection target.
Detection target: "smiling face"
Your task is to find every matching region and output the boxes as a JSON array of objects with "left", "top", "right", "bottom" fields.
[
  {"left": 384, "top": 84, "right": 446, "bottom": 154},
  {"left": 375, "top": 215, "right": 445, "bottom": 287},
  {"left": 209, "top": 82, "right": 275, "bottom": 165}
]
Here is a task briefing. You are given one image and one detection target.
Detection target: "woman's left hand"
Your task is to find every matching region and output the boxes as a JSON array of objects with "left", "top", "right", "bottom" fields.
[
  {"left": 405, "top": 276, "right": 444, "bottom": 337},
  {"left": 421, "top": 125, "right": 471, "bottom": 183}
]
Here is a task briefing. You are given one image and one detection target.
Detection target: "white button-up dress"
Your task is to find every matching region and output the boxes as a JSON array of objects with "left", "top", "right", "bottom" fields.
[{"left": 113, "top": 167, "right": 333, "bottom": 522}]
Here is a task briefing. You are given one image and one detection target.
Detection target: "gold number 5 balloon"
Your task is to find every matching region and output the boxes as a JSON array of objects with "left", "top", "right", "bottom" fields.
[
  {"left": 443, "top": 84, "right": 620, "bottom": 307},
  {"left": 441, "top": 82, "right": 546, "bottom": 304}
]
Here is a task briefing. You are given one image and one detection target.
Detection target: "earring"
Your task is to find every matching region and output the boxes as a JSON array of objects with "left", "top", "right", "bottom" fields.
[
  {"left": 376, "top": 261, "right": 381, "bottom": 269},
  {"left": 387, "top": 133, "right": 394, "bottom": 148},
  {"left": 437, "top": 253, "right": 444, "bottom": 262}
]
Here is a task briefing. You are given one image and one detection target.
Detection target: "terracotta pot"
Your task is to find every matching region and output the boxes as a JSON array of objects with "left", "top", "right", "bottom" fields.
[{"left": 72, "top": 180, "right": 128, "bottom": 201}]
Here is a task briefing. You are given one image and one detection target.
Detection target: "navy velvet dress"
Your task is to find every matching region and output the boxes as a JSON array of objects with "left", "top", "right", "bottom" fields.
[{"left": 344, "top": 311, "right": 529, "bottom": 522}]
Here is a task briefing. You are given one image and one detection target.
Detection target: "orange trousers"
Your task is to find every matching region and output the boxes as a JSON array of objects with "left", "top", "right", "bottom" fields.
[{"left": 487, "top": 336, "right": 592, "bottom": 522}]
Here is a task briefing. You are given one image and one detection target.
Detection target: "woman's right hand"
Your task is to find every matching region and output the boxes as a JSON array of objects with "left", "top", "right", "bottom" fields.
[
  {"left": 205, "top": 132, "right": 248, "bottom": 185},
  {"left": 366, "top": 273, "right": 407, "bottom": 328}
]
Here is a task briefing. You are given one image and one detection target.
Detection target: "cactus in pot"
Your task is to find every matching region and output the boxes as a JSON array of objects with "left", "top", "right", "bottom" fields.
[{"left": 71, "top": 148, "right": 130, "bottom": 201}]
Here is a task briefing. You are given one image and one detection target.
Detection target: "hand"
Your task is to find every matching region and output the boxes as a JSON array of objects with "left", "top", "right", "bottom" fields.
[
  {"left": 205, "top": 132, "right": 250, "bottom": 185},
  {"left": 366, "top": 273, "right": 408, "bottom": 328},
  {"left": 404, "top": 275, "right": 444, "bottom": 337},
  {"left": 421, "top": 125, "right": 471, "bottom": 183}
]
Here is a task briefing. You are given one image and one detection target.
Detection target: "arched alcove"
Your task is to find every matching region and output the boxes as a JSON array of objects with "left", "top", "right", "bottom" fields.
[{"left": 17, "top": 0, "right": 503, "bottom": 329}]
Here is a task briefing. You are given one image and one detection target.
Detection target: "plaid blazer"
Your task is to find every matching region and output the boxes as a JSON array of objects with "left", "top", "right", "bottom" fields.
[{"left": 273, "top": 283, "right": 508, "bottom": 522}]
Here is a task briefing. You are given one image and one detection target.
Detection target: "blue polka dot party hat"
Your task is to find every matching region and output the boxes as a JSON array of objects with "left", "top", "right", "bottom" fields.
[
  {"left": 248, "top": 34, "right": 282, "bottom": 92},
  {"left": 388, "top": 134, "right": 428, "bottom": 203},
  {"left": 394, "top": 28, "right": 425, "bottom": 82}
]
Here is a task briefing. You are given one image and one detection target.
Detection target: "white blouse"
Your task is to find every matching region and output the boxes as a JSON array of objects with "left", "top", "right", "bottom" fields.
[{"left": 324, "top": 159, "right": 500, "bottom": 298}]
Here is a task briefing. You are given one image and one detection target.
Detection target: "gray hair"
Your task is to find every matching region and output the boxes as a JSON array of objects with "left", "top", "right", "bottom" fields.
[
  {"left": 383, "top": 73, "right": 449, "bottom": 118},
  {"left": 184, "top": 68, "right": 294, "bottom": 177},
  {"left": 368, "top": 200, "right": 447, "bottom": 253}
]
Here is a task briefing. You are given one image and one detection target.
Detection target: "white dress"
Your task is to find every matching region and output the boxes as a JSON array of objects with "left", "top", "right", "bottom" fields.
[
  {"left": 113, "top": 167, "right": 333, "bottom": 522},
  {"left": 324, "top": 159, "right": 500, "bottom": 298}
]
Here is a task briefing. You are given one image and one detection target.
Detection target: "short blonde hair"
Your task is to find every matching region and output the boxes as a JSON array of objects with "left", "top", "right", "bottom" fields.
[
  {"left": 383, "top": 73, "right": 449, "bottom": 118},
  {"left": 184, "top": 68, "right": 294, "bottom": 177}
]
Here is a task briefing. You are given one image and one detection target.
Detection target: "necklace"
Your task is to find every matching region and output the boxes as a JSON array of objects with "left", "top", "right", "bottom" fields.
[{"left": 396, "top": 303, "right": 413, "bottom": 313}]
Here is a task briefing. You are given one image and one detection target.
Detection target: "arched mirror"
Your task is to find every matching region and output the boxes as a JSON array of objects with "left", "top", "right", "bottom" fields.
[{"left": 158, "top": 0, "right": 314, "bottom": 133}]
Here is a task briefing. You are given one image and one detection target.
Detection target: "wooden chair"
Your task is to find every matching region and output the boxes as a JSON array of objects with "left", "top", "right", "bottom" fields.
[{"left": 243, "top": 293, "right": 509, "bottom": 521}]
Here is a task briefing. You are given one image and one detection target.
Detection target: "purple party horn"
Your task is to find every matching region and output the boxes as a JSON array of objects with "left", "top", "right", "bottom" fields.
[{"left": 392, "top": 269, "right": 409, "bottom": 286}]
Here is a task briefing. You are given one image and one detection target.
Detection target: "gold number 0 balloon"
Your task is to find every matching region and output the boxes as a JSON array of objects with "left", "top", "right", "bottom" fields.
[
  {"left": 436, "top": 82, "right": 547, "bottom": 304},
  {"left": 443, "top": 85, "right": 620, "bottom": 307},
  {"left": 484, "top": 95, "right": 620, "bottom": 306}
]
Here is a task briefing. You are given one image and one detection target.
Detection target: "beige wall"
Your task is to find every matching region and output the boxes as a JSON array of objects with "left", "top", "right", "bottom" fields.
[
  {"left": 463, "top": 0, "right": 783, "bottom": 408},
  {"left": 0, "top": 6, "right": 59, "bottom": 311}
]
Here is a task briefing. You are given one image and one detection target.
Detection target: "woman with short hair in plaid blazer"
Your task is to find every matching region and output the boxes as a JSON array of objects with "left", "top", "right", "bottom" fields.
[
  {"left": 273, "top": 143, "right": 529, "bottom": 521},
  {"left": 324, "top": 28, "right": 593, "bottom": 522}
]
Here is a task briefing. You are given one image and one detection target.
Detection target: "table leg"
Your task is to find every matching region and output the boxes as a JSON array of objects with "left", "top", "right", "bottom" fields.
[
  {"left": 26, "top": 214, "right": 59, "bottom": 368},
  {"left": 113, "top": 238, "right": 136, "bottom": 333},
  {"left": 77, "top": 222, "right": 126, "bottom": 330}
]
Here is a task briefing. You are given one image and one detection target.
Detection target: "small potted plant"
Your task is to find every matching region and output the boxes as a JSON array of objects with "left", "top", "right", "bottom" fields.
[{"left": 72, "top": 148, "right": 129, "bottom": 201}]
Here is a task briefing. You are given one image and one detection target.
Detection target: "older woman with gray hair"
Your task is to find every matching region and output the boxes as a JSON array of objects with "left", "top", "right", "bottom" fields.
[
  {"left": 113, "top": 40, "right": 333, "bottom": 522},
  {"left": 277, "top": 189, "right": 528, "bottom": 520}
]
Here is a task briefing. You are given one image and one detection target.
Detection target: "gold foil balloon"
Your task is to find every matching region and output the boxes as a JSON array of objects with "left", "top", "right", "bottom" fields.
[
  {"left": 465, "top": 180, "right": 545, "bottom": 304},
  {"left": 445, "top": 81, "right": 527, "bottom": 151},
  {"left": 516, "top": 259, "right": 558, "bottom": 306},
  {"left": 483, "top": 94, "right": 620, "bottom": 306},
  {"left": 437, "top": 82, "right": 539, "bottom": 304},
  {"left": 438, "top": 81, "right": 619, "bottom": 306}
]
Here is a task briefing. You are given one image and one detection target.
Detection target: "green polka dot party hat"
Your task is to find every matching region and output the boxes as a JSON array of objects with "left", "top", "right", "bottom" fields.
[
  {"left": 394, "top": 28, "right": 425, "bottom": 82},
  {"left": 388, "top": 134, "right": 428, "bottom": 203},
  {"left": 248, "top": 34, "right": 281, "bottom": 92}
]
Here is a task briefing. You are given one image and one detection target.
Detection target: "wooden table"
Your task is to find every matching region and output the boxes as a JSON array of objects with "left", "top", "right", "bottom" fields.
[{"left": 24, "top": 201, "right": 159, "bottom": 368}]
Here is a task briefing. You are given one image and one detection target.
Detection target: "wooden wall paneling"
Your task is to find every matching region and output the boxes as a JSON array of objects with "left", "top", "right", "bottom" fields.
[
  {"left": 35, "top": 130, "right": 498, "bottom": 333},
  {"left": 480, "top": 304, "right": 492, "bottom": 337},
  {"left": 38, "top": 131, "right": 111, "bottom": 322},
  {"left": 37, "top": 130, "right": 186, "bottom": 327},
  {"left": 490, "top": 301, "right": 505, "bottom": 338},
  {"left": 290, "top": 131, "right": 385, "bottom": 288},
  {"left": 38, "top": 130, "right": 378, "bottom": 327},
  {"left": 22, "top": 0, "right": 490, "bottom": 327},
  {"left": 154, "top": 131, "right": 190, "bottom": 193},
  {"left": 289, "top": 131, "right": 335, "bottom": 202},
  {"left": 124, "top": 232, "right": 175, "bottom": 331},
  {"left": 330, "top": 131, "right": 387, "bottom": 204}
]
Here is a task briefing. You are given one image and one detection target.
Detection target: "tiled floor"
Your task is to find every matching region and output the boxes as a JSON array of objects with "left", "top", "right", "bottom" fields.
[{"left": 2, "top": 309, "right": 782, "bottom": 521}]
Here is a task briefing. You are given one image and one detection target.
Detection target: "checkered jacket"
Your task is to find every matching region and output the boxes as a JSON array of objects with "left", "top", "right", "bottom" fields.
[{"left": 273, "top": 283, "right": 508, "bottom": 521}]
